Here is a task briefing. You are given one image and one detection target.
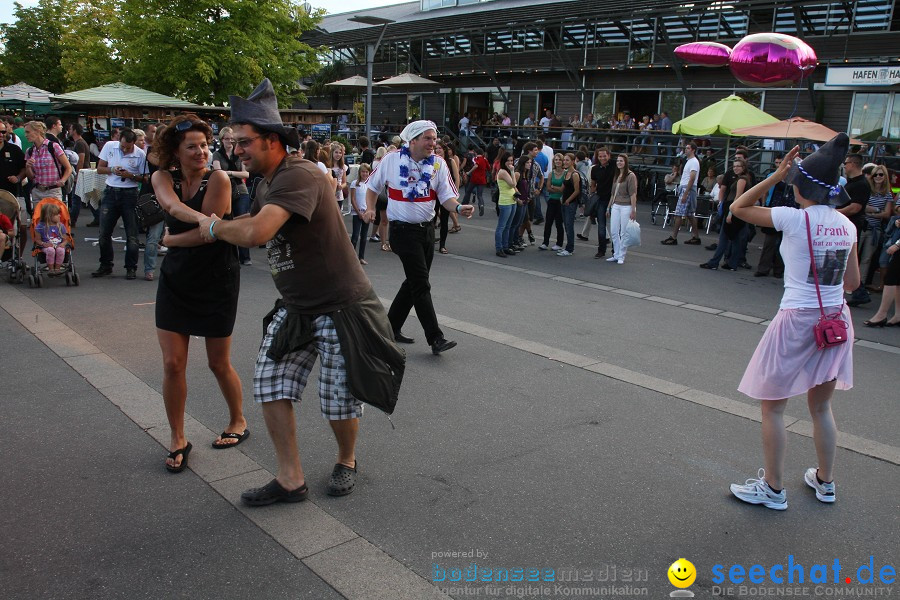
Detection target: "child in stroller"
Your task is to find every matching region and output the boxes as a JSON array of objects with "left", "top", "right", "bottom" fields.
[
  {"left": 35, "top": 202, "right": 70, "bottom": 275},
  {"left": 29, "top": 196, "right": 78, "bottom": 286}
]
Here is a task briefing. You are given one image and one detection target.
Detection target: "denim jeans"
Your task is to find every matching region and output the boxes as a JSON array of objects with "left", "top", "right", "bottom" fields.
[
  {"left": 495, "top": 203, "right": 515, "bottom": 250},
  {"left": 98, "top": 185, "right": 140, "bottom": 270},
  {"left": 350, "top": 215, "right": 369, "bottom": 259},
  {"left": 143, "top": 220, "right": 164, "bottom": 274},
  {"left": 533, "top": 188, "right": 546, "bottom": 220},
  {"left": 562, "top": 202, "right": 577, "bottom": 252},
  {"left": 609, "top": 203, "right": 632, "bottom": 260},
  {"left": 595, "top": 207, "right": 608, "bottom": 253},
  {"left": 464, "top": 182, "right": 484, "bottom": 209},
  {"left": 69, "top": 193, "right": 82, "bottom": 225},
  {"left": 705, "top": 223, "right": 747, "bottom": 270},
  {"left": 233, "top": 192, "right": 251, "bottom": 263},
  {"left": 542, "top": 199, "right": 564, "bottom": 246},
  {"left": 509, "top": 202, "right": 526, "bottom": 245}
]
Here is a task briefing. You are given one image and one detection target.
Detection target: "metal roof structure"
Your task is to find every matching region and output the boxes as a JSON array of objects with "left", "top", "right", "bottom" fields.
[
  {"left": 0, "top": 82, "right": 53, "bottom": 106},
  {"left": 308, "top": 0, "right": 893, "bottom": 46}
]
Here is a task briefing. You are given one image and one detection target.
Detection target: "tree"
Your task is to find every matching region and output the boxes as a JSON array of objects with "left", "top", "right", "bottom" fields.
[
  {"left": 116, "top": 0, "right": 325, "bottom": 106},
  {"left": 307, "top": 60, "right": 346, "bottom": 110},
  {"left": 59, "top": 0, "right": 122, "bottom": 91},
  {"left": 0, "top": 0, "right": 67, "bottom": 92}
]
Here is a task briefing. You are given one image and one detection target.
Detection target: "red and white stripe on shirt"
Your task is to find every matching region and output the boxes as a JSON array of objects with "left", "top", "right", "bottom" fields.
[{"left": 366, "top": 150, "right": 458, "bottom": 224}]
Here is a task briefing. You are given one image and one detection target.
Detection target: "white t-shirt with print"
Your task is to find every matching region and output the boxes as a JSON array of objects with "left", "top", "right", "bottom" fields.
[
  {"left": 351, "top": 180, "right": 367, "bottom": 213},
  {"left": 772, "top": 205, "right": 855, "bottom": 309},
  {"left": 366, "top": 150, "right": 457, "bottom": 223},
  {"left": 680, "top": 156, "right": 699, "bottom": 190}
]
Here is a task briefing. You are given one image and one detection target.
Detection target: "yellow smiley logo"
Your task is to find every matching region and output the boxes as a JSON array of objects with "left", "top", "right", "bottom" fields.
[{"left": 668, "top": 558, "right": 697, "bottom": 588}]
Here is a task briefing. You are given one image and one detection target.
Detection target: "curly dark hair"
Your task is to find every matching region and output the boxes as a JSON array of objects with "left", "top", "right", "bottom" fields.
[{"left": 153, "top": 114, "right": 213, "bottom": 170}]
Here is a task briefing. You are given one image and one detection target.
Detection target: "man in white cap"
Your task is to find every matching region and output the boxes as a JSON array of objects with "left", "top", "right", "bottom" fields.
[{"left": 364, "top": 120, "right": 475, "bottom": 354}]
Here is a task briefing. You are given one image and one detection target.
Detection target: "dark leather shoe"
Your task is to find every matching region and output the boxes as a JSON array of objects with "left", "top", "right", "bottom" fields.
[
  {"left": 393, "top": 330, "right": 415, "bottom": 344},
  {"left": 91, "top": 265, "right": 112, "bottom": 278},
  {"left": 126, "top": 269, "right": 137, "bottom": 280},
  {"left": 754, "top": 272, "right": 768, "bottom": 277},
  {"left": 576, "top": 234, "right": 589, "bottom": 241},
  {"left": 431, "top": 337, "right": 457, "bottom": 355}
]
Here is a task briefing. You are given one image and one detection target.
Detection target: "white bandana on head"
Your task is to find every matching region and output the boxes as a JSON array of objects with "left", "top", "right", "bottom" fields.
[{"left": 399, "top": 120, "right": 438, "bottom": 144}]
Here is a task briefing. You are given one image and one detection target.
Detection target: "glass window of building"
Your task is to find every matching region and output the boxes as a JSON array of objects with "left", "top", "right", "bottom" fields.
[
  {"left": 850, "top": 93, "right": 890, "bottom": 139},
  {"left": 660, "top": 92, "right": 685, "bottom": 121},
  {"left": 888, "top": 96, "right": 900, "bottom": 141},
  {"left": 518, "top": 93, "right": 538, "bottom": 123},
  {"left": 593, "top": 92, "right": 615, "bottom": 126}
]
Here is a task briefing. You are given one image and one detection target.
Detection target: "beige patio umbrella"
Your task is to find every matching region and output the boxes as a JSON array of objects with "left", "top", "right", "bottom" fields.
[
  {"left": 326, "top": 75, "right": 371, "bottom": 88},
  {"left": 732, "top": 117, "right": 863, "bottom": 145},
  {"left": 374, "top": 73, "right": 441, "bottom": 121}
]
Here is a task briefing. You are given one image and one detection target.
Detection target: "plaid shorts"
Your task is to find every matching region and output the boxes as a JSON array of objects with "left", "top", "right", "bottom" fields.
[
  {"left": 254, "top": 309, "right": 363, "bottom": 420},
  {"left": 674, "top": 187, "right": 698, "bottom": 217}
]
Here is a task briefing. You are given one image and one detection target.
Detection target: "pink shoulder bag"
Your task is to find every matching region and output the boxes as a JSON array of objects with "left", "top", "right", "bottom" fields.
[{"left": 804, "top": 212, "right": 849, "bottom": 350}]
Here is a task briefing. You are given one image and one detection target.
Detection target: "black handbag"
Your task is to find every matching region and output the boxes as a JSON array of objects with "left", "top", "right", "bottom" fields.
[{"left": 135, "top": 193, "right": 165, "bottom": 228}]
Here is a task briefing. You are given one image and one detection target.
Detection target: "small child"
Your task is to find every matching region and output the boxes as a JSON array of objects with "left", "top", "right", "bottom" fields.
[
  {"left": 35, "top": 203, "right": 68, "bottom": 274},
  {"left": 0, "top": 213, "right": 13, "bottom": 254},
  {"left": 349, "top": 163, "right": 371, "bottom": 265}
]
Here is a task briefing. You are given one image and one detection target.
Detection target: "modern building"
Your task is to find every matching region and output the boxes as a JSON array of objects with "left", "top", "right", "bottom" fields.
[{"left": 305, "top": 0, "right": 900, "bottom": 143}]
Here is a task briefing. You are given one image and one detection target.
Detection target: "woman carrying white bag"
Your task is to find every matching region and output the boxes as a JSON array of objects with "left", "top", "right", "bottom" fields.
[{"left": 605, "top": 153, "right": 638, "bottom": 264}]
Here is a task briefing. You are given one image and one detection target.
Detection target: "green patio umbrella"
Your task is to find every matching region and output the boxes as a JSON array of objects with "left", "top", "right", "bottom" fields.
[{"left": 672, "top": 95, "right": 779, "bottom": 136}]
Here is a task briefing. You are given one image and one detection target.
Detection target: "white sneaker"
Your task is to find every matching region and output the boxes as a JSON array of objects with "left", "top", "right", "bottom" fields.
[
  {"left": 157, "top": 245, "right": 168, "bottom": 255},
  {"left": 730, "top": 469, "right": 787, "bottom": 510},
  {"left": 556, "top": 250, "right": 572, "bottom": 256},
  {"left": 606, "top": 256, "right": 618, "bottom": 262},
  {"left": 617, "top": 259, "right": 624, "bottom": 264},
  {"left": 551, "top": 244, "right": 562, "bottom": 251},
  {"left": 538, "top": 243, "right": 548, "bottom": 250},
  {"left": 804, "top": 468, "right": 835, "bottom": 503}
]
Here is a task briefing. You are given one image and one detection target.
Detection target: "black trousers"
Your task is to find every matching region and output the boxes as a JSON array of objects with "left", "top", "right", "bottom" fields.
[
  {"left": 757, "top": 230, "right": 784, "bottom": 276},
  {"left": 388, "top": 222, "right": 443, "bottom": 344},
  {"left": 542, "top": 199, "right": 564, "bottom": 246}
]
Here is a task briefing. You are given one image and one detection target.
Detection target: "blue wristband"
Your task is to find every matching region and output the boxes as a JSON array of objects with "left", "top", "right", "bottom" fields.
[
  {"left": 455, "top": 204, "right": 461, "bottom": 214},
  {"left": 209, "top": 220, "right": 217, "bottom": 240}
]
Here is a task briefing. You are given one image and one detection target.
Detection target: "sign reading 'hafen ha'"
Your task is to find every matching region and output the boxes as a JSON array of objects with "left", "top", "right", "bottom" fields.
[{"left": 825, "top": 66, "right": 900, "bottom": 86}]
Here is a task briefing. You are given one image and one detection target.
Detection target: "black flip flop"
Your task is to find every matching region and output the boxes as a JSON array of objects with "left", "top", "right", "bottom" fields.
[
  {"left": 165, "top": 442, "right": 192, "bottom": 473},
  {"left": 212, "top": 429, "right": 249, "bottom": 449}
]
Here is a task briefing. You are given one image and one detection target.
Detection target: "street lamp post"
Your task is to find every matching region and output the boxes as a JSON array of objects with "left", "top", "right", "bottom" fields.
[{"left": 348, "top": 15, "right": 394, "bottom": 141}]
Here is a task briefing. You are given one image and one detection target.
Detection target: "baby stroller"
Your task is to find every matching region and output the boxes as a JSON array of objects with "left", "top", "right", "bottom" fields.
[
  {"left": 28, "top": 196, "right": 79, "bottom": 288},
  {"left": 0, "top": 189, "right": 27, "bottom": 284}
]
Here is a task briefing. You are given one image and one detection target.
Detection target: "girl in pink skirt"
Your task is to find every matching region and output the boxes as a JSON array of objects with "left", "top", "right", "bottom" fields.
[{"left": 728, "top": 134, "right": 860, "bottom": 510}]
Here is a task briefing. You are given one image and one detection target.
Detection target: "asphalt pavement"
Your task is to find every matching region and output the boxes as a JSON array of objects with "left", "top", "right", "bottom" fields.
[{"left": 1, "top": 205, "right": 896, "bottom": 600}]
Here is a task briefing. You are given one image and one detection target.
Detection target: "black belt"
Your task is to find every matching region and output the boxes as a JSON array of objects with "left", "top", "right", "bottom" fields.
[
  {"left": 36, "top": 184, "right": 60, "bottom": 191},
  {"left": 391, "top": 221, "right": 432, "bottom": 228}
]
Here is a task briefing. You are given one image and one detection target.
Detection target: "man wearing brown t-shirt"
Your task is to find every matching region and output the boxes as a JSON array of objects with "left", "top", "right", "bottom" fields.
[{"left": 198, "top": 79, "right": 402, "bottom": 506}]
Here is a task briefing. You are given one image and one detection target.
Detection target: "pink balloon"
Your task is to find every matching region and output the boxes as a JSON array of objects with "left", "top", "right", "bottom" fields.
[
  {"left": 729, "top": 33, "right": 817, "bottom": 87},
  {"left": 675, "top": 42, "right": 732, "bottom": 67}
]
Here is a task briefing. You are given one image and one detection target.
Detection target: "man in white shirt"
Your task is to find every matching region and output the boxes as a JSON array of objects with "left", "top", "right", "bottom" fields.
[
  {"left": 539, "top": 110, "right": 552, "bottom": 133},
  {"left": 662, "top": 142, "right": 702, "bottom": 245},
  {"left": 523, "top": 112, "right": 535, "bottom": 127},
  {"left": 365, "top": 120, "right": 474, "bottom": 354},
  {"left": 458, "top": 112, "right": 470, "bottom": 148},
  {"left": 92, "top": 128, "right": 148, "bottom": 279}
]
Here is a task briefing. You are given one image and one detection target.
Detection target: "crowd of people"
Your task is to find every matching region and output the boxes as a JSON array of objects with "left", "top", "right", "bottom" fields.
[{"left": 2, "top": 91, "right": 898, "bottom": 513}]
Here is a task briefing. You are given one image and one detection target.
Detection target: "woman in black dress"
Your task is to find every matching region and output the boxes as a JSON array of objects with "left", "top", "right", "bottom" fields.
[{"left": 151, "top": 116, "right": 247, "bottom": 473}]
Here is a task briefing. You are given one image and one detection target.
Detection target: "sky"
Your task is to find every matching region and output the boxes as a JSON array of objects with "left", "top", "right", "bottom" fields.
[{"left": 0, "top": 0, "right": 411, "bottom": 25}]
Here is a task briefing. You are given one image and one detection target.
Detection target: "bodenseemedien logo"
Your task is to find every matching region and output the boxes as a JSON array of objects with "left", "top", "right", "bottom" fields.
[{"left": 669, "top": 558, "right": 697, "bottom": 597}]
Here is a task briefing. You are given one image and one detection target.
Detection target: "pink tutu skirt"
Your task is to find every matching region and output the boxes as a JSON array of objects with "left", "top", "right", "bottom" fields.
[{"left": 738, "top": 305, "right": 854, "bottom": 400}]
